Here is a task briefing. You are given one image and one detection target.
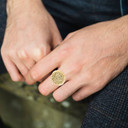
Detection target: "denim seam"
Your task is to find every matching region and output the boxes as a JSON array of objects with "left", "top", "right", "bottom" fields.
[
  {"left": 90, "top": 106, "right": 114, "bottom": 120},
  {"left": 90, "top": 105, "right": 128, "bottom": 127},
  {"left": 120, "top": 0, "right": 124, "bottom": 16}
]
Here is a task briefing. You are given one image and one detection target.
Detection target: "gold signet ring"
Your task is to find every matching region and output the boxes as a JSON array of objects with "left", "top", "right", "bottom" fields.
[{"left": 51, "top": 70, "right": 66, "bottom": 86}]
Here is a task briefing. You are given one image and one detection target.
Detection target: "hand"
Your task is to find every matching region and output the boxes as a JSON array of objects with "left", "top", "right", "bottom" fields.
[
  {"left": 26, "top": 15, "right": 128, "bottom": 102},
  {"left": 1, "top": 0, "right": 61, "bottom": 81}
]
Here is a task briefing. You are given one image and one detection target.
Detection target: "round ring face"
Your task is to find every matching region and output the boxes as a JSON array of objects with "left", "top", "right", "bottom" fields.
[{"left": 51, "top": 70, "right": 66, "bottom": 86}]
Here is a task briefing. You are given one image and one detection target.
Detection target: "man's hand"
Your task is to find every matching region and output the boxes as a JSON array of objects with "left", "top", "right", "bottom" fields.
[
  {"left": 1, "top": 0, "right": 62, "bottom": 81},
  {"left": 27, "top": 15, "right": 128, "bottom": 102}
]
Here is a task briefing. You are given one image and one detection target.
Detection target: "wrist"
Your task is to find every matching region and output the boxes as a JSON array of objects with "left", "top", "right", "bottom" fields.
[
  {"left": 118, "top": 15, "right": 128, "bottom": 63},
  {"left": 7, "top": 0, "right": 44, "bottom": 17}
]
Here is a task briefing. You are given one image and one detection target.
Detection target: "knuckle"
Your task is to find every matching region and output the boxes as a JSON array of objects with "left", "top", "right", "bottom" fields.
[
  {"left": 60, "top": 44, "right": 71, "bottom": 57},
  {"left": 94, "top": 81, "right": 104, "bottom": 91},
  {"left": 66, "top": 32, "right": 74, "bottom": 39},
  {"left": 90, "top": 81, "right": 103, "bottom": 92},
  {"left": 21, "top": 67, "right": 28, "bottom": 75},
  {"left": 37, "top": 47, "right": 44, "bottom": 55},
  {"left": 38, "top": 46, "right": 45, "bottom": 53},
  {"left": 66, "top": 63, "right": 82, "bottom": 76},
  {"left": 41, "top": 45, "right": 51, "bottom": 55},
  {"left": 1, "top": 47, "right": 7, "bottom": 57},
  {"left": 0, "top": 48, "right": 4, "bottom": 57},
  {"left": 72, "top": 61, "right": 83, "bottom": 72},
  {"left": 9, "top": 50, "right": 16, "bottom": 58},
  {"left": 0, "top": 47, "right": 3, "bottom": 54},
  {"left": 33, "top": 47, "right": 45, "bottom": 59},
  {"left": 18, "top": 49, "right": 28, "bottom": 59},
  {"left": 45, "top": 45, "right": 51, "bottom": 54},
  {"left": 85, "top": 71, "right": 92, "bottom": 82}
]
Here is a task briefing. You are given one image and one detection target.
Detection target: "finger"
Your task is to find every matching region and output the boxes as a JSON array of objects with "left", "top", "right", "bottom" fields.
[
  {"left": 72, "top": 86, "right": 96, "bottom": 101},
  {"left": 31, "top": 48, "right": 45, "bottom": 62},
  {"left": 38, "top": 76, "right": 59, "bottom": 96},
  {"left": 38, "top": 68, "right": 69, "bottom": 96},
  {"left": 38, "top": 59, "right": 81, "bottom": 96},
  {"left": 30, "top": 45, "right": 51, "bottom": 62},
  {"left": 52, "top": 77, "right": 81, "bottom": 102},
  {"left": 22, "top": 59, "right": 35, "bottom": 70},
  {"left": 12, "top": 58, "right": 28, "bottom": 76},
  {"left": 2, "top": 57, "right": 24, "bottom": 81},
  {"left": 38, "top": 73, "right": 50, "bottom": 83},
  {"left": 18, "top": 50, "right": 36, "bottom": 69},
  {"left": 26, "top": 45, "right": 65, "bottom": 85}
]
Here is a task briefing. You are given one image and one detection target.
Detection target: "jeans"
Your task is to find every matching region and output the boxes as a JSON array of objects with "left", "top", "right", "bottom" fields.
[
  {"left": 0, "top": 0, "right": 128, "bottom": 128},
  {"left": 120, "top": 0, "right": 128, "bottom": 15},
  {"left": 0, "top": 0, "right": 6, "bottom": 74}
]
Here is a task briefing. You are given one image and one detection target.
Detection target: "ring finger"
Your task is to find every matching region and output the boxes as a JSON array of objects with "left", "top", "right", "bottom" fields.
[{"left": 38, "top": 66, "right": 71, "bottom": 96}]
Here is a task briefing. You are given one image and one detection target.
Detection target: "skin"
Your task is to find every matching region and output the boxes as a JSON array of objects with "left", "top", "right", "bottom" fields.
[
  {"left": 1, "top": 0, "right": 62, "bottom": 81},
  {"left": 1, "top": 0, "right": 128, "bottom": 102},
  {"left": 26, "top": 15, "right": 128, "bottom": 102}
]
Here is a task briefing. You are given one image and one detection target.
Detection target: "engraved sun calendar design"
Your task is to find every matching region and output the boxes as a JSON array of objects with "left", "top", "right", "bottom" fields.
[{"left": 51, "top": 70, "right": 66, "bottom": 86}]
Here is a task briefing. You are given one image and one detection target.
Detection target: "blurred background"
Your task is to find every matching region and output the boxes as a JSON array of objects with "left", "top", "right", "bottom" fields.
[{"left": 0, "top": 73, "right": 88, "bottom": 128}]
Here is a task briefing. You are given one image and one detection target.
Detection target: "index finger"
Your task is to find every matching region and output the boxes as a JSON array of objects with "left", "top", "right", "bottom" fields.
[{"left": 25, "top": 44, "right": 67, "bottom": 85}]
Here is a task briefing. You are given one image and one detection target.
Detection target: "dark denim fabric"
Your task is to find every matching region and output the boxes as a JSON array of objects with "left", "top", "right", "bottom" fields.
[
  {"left": 43, "top": 0, "right": 121, "bottom": 38},
  {"left": 0, "top": 0, "right": 128, "bottom": 128},
  {"left": 81, "top": 66, "right": 128, "bottom": 128},
  {"left": 0, "top": 0, "right": 7, "bottom": 74},
  {"left": 120, "top": 0, "right": 128, "bottom": 15}
]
